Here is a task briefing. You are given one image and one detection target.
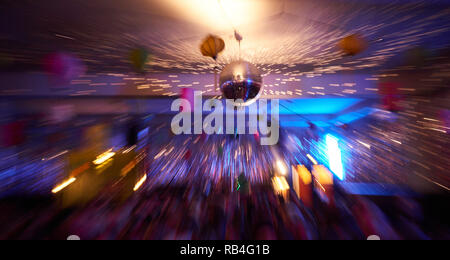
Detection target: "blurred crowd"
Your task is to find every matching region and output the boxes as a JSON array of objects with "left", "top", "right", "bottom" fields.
[
  {"left": 0, "top": 112, "right": 448, "bottom": 240},
  {"left": 1, "top": 178, "right": 446, "bottom": 240}
]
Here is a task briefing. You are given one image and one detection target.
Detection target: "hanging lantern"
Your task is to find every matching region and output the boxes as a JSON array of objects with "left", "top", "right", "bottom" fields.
[
  {"left": 338, "top": 34, "right": 367, "bottom": 56},
  {"left": 234, "top": 30, "right": 243, "bottom": 59},
  {"left": 43, "top": 52, "right": 85, "bottom": 83},
  {"left": 129, "top": 47, "right": 150, "bottom": 73},
  {"left": 234, "top": 30, "right": 243, "bottom": 42},
  {"left": 200, "top": 35, "right": 225, "bottom": 61},
  {"left": 200, "top": 34, "right": 225, "bottom": 89}
]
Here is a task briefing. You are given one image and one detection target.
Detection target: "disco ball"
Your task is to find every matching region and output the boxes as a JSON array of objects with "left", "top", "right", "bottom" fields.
[{"left": 219, "top": 60, "right": 262, "bottom": 106}]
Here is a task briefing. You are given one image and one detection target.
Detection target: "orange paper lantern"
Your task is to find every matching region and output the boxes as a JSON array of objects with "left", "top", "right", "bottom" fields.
[
  {"left": 200, "top": 35, "right": 225, "bottom": 60},
  {"left": 338, "top": 34, "right": 367, "bottom": 56}
]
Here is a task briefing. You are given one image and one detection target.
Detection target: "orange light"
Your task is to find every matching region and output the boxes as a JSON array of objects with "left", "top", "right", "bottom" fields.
[
  {"left": 297, "top": 165, "right": 312, "bottom": 185},
  {"left": 93, "top": 149, "right": 115, "bottom": 165},
  {"left": 122, "top": 160, "right": 137, "bottom": 176},
  {"left": 272, "top": 176, "right": 289, "bottom": 192},
  {"left": 52, "top": 178, "right": 76, "bottom": 193},
  {"left": 312, "top": 165, "right": 333, "bottom": 185},
  {"left": 71, "top": 162, "right": 90, "bottom": 177},
  {"left": 133, "top": 175, "right": 147, "bottom": 191}
]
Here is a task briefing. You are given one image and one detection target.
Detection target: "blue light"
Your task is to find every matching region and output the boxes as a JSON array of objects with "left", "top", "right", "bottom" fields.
[
  {"left": 325, "top": 134, "right": 344, "bottom": 180},
  {"left": 332, "top": 107, "right": 374, "bottom": 124},
  {"left": 280, "top": 121, "right": 310, "bottom": 127},
  {"left": 279, "top": 98, "right": 362, "bottom": 115}
]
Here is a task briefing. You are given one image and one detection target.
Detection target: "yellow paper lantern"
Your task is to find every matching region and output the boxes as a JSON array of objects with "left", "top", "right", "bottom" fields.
[{"left": 200, "top": 35, "right": 225, "bottom": 60}]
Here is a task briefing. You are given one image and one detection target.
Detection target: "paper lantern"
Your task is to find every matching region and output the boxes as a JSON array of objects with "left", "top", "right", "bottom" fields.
[
  {"left": 43, "top": 52, "right": 85, "bottom": 82},
  {"left": 338, "top": 34, "right": 367, "bottom": 56},
  {"left": 200, "top": 35, "right": 225, "bottom": 61},
  {"left": 129, "top": 47, "right": 150, "bottom": 72}
]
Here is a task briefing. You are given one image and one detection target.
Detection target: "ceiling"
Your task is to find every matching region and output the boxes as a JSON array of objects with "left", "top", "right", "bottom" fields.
[{"left": 1, "top": 0, "right": 450, "bottom": 99}]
